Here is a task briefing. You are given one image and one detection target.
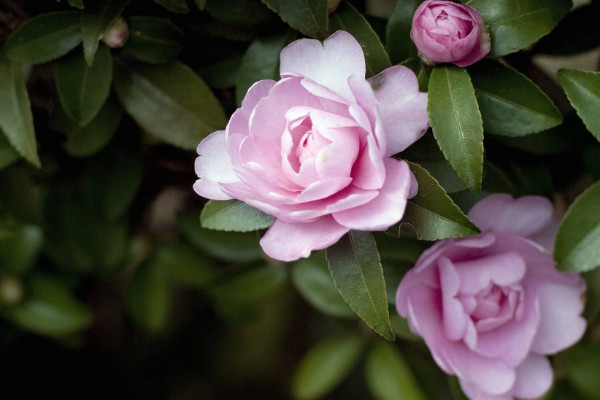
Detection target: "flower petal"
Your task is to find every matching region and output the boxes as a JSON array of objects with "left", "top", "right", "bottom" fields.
[
  {"left": 194, "top": 130, "right": 239, "bottom": 200},
  {"left": 511, "top": 355, "right": 553, "bottom": 399}
]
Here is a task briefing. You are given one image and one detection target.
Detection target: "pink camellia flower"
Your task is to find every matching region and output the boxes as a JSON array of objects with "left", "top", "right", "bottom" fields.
[
  {"left": 194, "top": 31, "right": 429, "bottom": 262},
  {"left": 411, "top": 0, "right": 491, "bottom": 67},
  {"left": 396, "top": 194, "right": 586, "bottom": 400}
]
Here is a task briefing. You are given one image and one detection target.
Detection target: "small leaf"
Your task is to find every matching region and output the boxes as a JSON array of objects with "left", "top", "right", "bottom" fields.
[
  {"left": 124, "top": 16, "right": 185, "bottom": 64},
  {"left": 154, "top": 241, "right": 219, "bottom": 289},
  {"left": 56, "top": 45, "right": 113, "bottom": 126},
  {"left": 0, "top": 56, "right": 40, "bottom": 167},
  {"left": 80, "top": 0, "right": 130, "bottom": 65},
  {"left": 403, "top": 162, "right": 480, "bottom": 240},
  {"left": 326, "top": 231, "right": 394, "bottom": 341},
  {"left": 0, "top": 223, "right": 43, "bottom": 275},
  {"left": 292, "top": 252, "right": 354, "bottom": 318},
  {"left": 428, "top": 65, "right": 484, "bottom": 193},
  {"left": 153, "top": 0, "right": 190, "bottom": 13},
  {"left": 469, "top": 59, "right": 562, "bottom": 137},
  {"left": 555, "top": 181, "right": 600, "bottom": 272},
  {"left": 329, "top": 1, "right": 391, "bottom": 77},
  {"left": 292, "top": 334, "right": 364, "bottom": 400},
  {"left": 113, "top": 58, "right": 227, "bottom": 150},
  {"left": 0, "top": 131, "right": 20, "bottom": 171},
  {"left": 385, "top": 0, "right": 419, "bottom": 63},
  {"left": 5, "top": 11, "right": 82, "bottom": 64},
  {"left": 558, "top": 69, "right": 600, "bottom": 143},
  {"left": 201, "top": 200, "right": 274, "bottom": 232},
  {"left": 465, "top": 0, "right": 572, "bottom": 57},
  {"left": 128, "top": 261, "right": 172, "bottom": 332},
  {"left": 365, "top": 342, "right": 428, "bottom": 400},
  {"left": 261, "top": 0, "right": 328, "bottom": 39}
]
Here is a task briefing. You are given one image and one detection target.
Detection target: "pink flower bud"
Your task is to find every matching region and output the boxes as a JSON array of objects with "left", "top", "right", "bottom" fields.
[
  {"left": 102, "top": 17, "right": 129, "bottom": 49},
  {"left": 410, "top": 0, "right": 490, "bottom": 67}
]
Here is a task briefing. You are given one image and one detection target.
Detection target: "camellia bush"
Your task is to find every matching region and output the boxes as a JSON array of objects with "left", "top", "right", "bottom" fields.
[{"left": 1, "top": 0, "right": 600, "bottom": 399}]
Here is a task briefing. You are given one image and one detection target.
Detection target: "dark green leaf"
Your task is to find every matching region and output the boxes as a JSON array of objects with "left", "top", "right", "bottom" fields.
[
  {"left": 201, "top": 200, "right": 274, "bottom": 232},
  {"left": 558, "top": 69, "right": 600, "bottom": 143},
  {"left": 124, "top": 16, "right": 185, "bottom": 64},
  {"left": 80, "top": 0, "right": 129, "bottom": 65},
  {"left": 418, "top": 160, "right": 466, "bottom": 193},
  {"left": 555, "top": 181, "right": 600, "bottom": 272},
  {"left": 469, "top": 59, "right": 562, "bottom": 137},
  {"left": 261, "top": 0, "right": 328, "bottom": 39},
  {"left": 212, "top": 265, "right": 286, "bottom": 303},
  {"left": 5, "top": 11, "right": 82, "bottom": 64},
  {"left": 365, "top": 342, "right": 428, "bottom": 400},
  {"left": 0, "top": 223, "right": 43, "bottom": 275},
  {"left": 374, "top": 233, "right": 429, "bottom": 264},
  {"left": 128, "top": 261, "right": 172, "bottom": 332},
  {"left": 153, "top": 0, "right": 190, "bottom": 13},
  {"left": 390, "top": 314, "right": 420, "bottom": 341},
  {"left": 154, "top": 241, "right": 219, "bottom": 289},
  {"left": 69, "top": 0, "right": 85, "bottom": 9},
  {"left": 428, "top": 66, "right": 484, "bottom": 192},
  {"left": 0, "top": 56, "right": 39, "bottom": 167},
  {"left": 205, "top": 0, "right": 275, "bottom": 27},
  {"left": 326, "top": 231, "right": 394, "bottom": 341},
  {"left": 292, "top": 252, "right": 354, "bottom": 318},
  {"left": 329, "top": 1, "right": 391, "bottom": 77},
  {"left": 56, "top": 45, "right": 112, "bottom": 126},
  {"left": 566, "top": 344, "right": 600, "bottom": 400},
  {"left": 481, "top": 161, "right": 516, "bottom": 195},
  {"left": 113, "top": 59, "right": 227, "bottom": 150},
  {"left": 465, "top": 0, "right": 572, "bottom": 57},
  {"left": 0, "top": 130, "right": 20, "bottom": 171},
  {"left": 292, "top": 334, "right": 364, "bottom": 400},
  {"left": 195, "top": 0, "right": 207, "bottom": 10},
  {"left": 385, "top": 0, "right": 419, "bottom": 63},
  {"left": 504, "top": 158, "right": 553, "bottom": 198},
  {"left": 0, "top": 165, "right": 42, "bottom": 224},
  {"left": 403, "top": 162, "right": 480, "bottom": 240}
]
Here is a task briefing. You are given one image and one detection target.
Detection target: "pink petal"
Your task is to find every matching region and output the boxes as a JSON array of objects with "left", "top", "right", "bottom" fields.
[
  {"left": 279, "top": 31, "right": 366, "bottom": 101},
  {"left": 459, "top": 380, "right": 512, "bottom": 400},
  {"left": 227, "top": 79, "right": 276, "bottom": 138},
  {"left": 334, "top": 158, "right": 411, "bottom": 230},
  {"left": 297, "top": 177, "right": 352, "bottom": 202},
  {"left": 454, "top": 252, "right": 526, "bottom": 295},
  {"left": 511, "top": 355, "right": 553, "bottom": 399},
  {"left": 530, "top": 218, "right": 559, "bottom": 253},
  {"left": 194, "top": 130, "right": 239, "bottom": 200},
  {"left": 316, "top": 127, "right": 360, "bottom": 179},
  {"left": 439, "top": 257, "right": 469, "bottom": 342},
  {"left": 260, "top": 216, "right": 349, "bottom": 261}
]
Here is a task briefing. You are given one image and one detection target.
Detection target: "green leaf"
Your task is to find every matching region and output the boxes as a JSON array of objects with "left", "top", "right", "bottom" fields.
[
  {"left": 153, "top": 0, "right": 190, "bottom": 13},
  {"left": 154, "top": 241, "right": 219, "bottom": 289},
  {"left": 329, "top": 1, "right": 392, "bottom": 77},
  {"left": 403, "top": 162, "right": 480, "bottom": 240},
  {"left": 469, "top": 59, "right": 562, "bottom": 137},
  {"left": 417, "top": 160, "right": 466, "bottom": 193},
  {"left": 558, "top": 69, "right": 600, "bottom": 143},
  {"left": 113, "top": 59, "right": 227, "bottom": 150},
  {"left": 0, "top": 56, "right": 40, "bottom": 167},
  {"left": 566, "top": 344, "right": 600, "bottom": 400},
  {"left": 385, "top": 0, "right": 419, "bottom": 64},
  {"left": 428, "top": 65, "right": 484, "bottom": 193},
  {"left": 8, "top": 274, "right": 93, "bottom": 337},
  {"left": 5, "top": 11, "right": 82, "bottom": 64},
  {"left": 178, "top": 212, "right": 264, "bottom": 263},
  {"left": 390, "top": 314, "right": 421, "bottom": 341},
  {"left": 0, "top": 165, "right": 42, "bottom": 224},
  {"left": 124, "top": 16, "right": 185, "bottom": 64},
  {"left": 0, "top": 131, "right": 20, "bottom": 171},
  {"left": 56, "top": 45, "right": 112, "bottom": 126},
  {"left": 261, "top": 0, "right": 328, "bottom": 39},
  {"left": 0, "top": 223, "right": 43, "bottom": 275},
  {"left": 201, "top": 200, "right": 274, "bottom": 232},
  {"left": 205, "top": 0, "right": 276, "bottom": 27},
  {"left": 212, "top": 265, "right": 286, "bottom": 303},
  {"left": 365, "top": 342, "right": 428, "bottom": 400},
  {"left": 555, "top": 181, "right": 600, "bottom": 272},
  {"left": 292, "top": 334, "right": 364, "bottom": 400},
  {"left": 80, "top": 0, "right": 130, "bottom": 65},
  {"left": 292, "top": 252, "right": 354, "bottom": 318},
  {"left": 326, "top": 231, "right": 394, "bottom": 341},
  {"left": 195, "top": 0, "right": 207, "bottom": 10},
  {"left": 69, "top": 0, "right": 85, "bottom": 9},
  {"left": 235, "top": 30, "right": 294, "bottom": 105},
  {"left": 128, "top": 261, "right": 172, "bottom": 332},
  {"left": 465, "top": 0, "right": 572, "bottom": 57}
]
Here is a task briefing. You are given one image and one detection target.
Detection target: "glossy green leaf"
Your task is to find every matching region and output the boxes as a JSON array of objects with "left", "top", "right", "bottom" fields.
[
  {"left": 292, "top": 252, "right": 354, "bottom": 318},
  {"left": 403, "top": 162, "right": 480, "bottom": 240},
  {"left": 558, "top": 69, "right": 600, "bottom": 143},
  {"left": 113, "top": 59, "right": 226, "bottom": 150},
  {"left": 154, "top": 241, "right": 219, "bottom": 289},
  {"left": 385, "top": 0, "right": 419, "bottom": 63},
  {"left": 56, "top": 45, "right": 112, "bottom": 126},
  {"left": 80, "top": 0, "right": 129, "bottom": 65},
  {"left": 235, "top": 30, "right": 294, "bottom": 105},
  {"left": 0, "top": 223, "right": 43, "bottom": 275},
  {"left": 8, "top": 274, "right": 93, "bottom": 337},
  {"left": 261, "top": 0, "right": 328, "bottom": 39},
  {"left": 465, "top": 0, "right": 572, "bottom": 57},
  {"left": 428, "top": 65, "right": 484, "bottom": 193},
  {"left": 153, "top": 0, "right": 190, "bottom": 13},
  {"left": 326, "top": 231, "right": 394, "bottom": 341},
  {"left": 0, "top": 56, "right": 39, "bottom": 167},
  {"left": 128, "top": 261, "right": 172, "bottom": 332},
  {"left": 292, "top": 334, "right": 364, "bottom": 400},
  {"left": 555, "top": 181, "right": 600, "bottom": 272},
  {"left": 418, "top": 160, "right": 466, "bottom": 193},
  {"left": 178, "top": 212, "right": 264, "bottom": 263},
  {"left": 329, "top": 1, "right": 391, "bottom": 77},
  {"left": 212, "top": 265, "right": 286, "bottom": 303},
  {"left": 201, "top": 200, "right": 274, "bottom": 232},
  {"left": 469, "top": 60, "right": 562, "bottom": 137},
  {"left": 366, "top": 342, "right": 428, "bottom": 400},
  {"left": 0, "top": 131, "right": 20, "bottom": 171},
  {"left": 124, "top": 16, "right": 185, "bottom": 64},
  {"left": 5, "top": 11, "right": 82, "bottom": 64}
]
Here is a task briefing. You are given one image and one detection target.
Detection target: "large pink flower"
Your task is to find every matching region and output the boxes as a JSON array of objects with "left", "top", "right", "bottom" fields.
[
  {"left": 194, "top": 31, "right": 429, "bottom": 261},
  {"left": 396, "top": 194, "right": 586, "bottom": 400}
]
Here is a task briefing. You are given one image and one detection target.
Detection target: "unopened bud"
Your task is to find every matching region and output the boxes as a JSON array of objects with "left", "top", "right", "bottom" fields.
[{"left": 102, "top": 16, "right": 129, "bottom": 48}]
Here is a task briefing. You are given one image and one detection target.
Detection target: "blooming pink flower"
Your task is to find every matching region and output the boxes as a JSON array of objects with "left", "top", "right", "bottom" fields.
[
  {"left": 194, "top": 31, "right": 429, "bottom": 261},
  {"left": 411, "top": 0, "right": 491, "bottom": 67},
  {"left": 396, "top": 194, "right": 586, "bottom": 400}
]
